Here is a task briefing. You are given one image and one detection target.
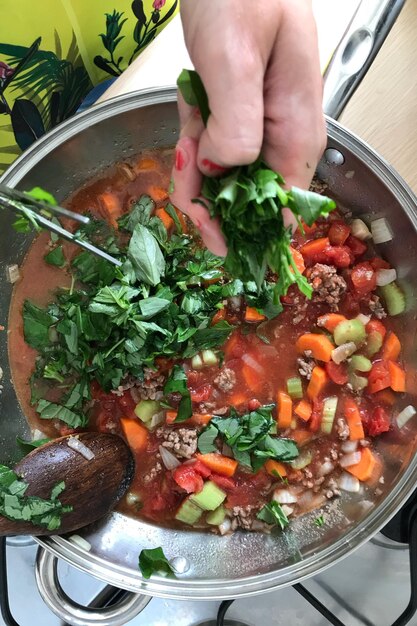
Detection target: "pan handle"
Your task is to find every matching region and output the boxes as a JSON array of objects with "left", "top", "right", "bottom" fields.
[
  {"left": 35, "top": 547, "right": 150, "bottom": 626},
  {"left": 323, "top": 0, "right": 406, "bottom": 120}
]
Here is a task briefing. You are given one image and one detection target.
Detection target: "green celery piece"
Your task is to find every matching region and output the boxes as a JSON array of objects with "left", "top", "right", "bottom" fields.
[
  {"left": 189, "top": 481, "right": 226, "bottom": 511},
  {"left": 175, "top": 498, "right": 203, "bottom": 525}
]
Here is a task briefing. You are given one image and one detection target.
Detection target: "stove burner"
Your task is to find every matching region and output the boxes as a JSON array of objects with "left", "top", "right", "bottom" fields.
[
  {"left": 195, "top": 621, "right": 251, "bottom": 626},
  {"left": 381, "top": 487, "right": 417, "bottom": 544}
]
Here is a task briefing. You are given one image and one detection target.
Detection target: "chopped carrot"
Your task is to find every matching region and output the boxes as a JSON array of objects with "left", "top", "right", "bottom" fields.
[
  {"left": 388, "top": 361, "right": 406, "bottom": 392},
  {"left": 317, "top": 313, "right": 347, "bottom": 333},
  {"left": 295, "top": 399, "right": 312, "bottom": 422},
  {"left": 211, "top": 308, "right": 226, "bottom": 325},
  {"left": 344, "top": 398, "right": 365, "bottom": 440},
  {"left": 290, "top": 429, "right": 313, "bottom": 446},
  {"left": 296, "top": 333, "right": 334, "bottom": 362},
  {"left": 382, "top": 332, "right": 401, "bottom": 361},
  {"left": 190, "top": 413, "right": 213, "bottom": 426},
  {"left": 366, "top": 319, "right": 387, "bottom": 339},
  {"left": 375, "top": 388, "right": 396, "bottom": 406},
  {"left": 148, "top": 185, "right": 169, "bottom": 202},
  {"left": 242, "top": 362, "right": 263, "bottom": 392},
  {"left": 277, "top": 392, "right": 292, "bottom": 428},
  {"left": 229, "top": 392, "right": 247, "bottom": 407},
  {"left": 345, "top": 448, "right": 377, "bottom": 482},
  {"left": 97, "top": 192, "right": 122, "bottom": 229},
  {"left": 307, "top": 366, "right": 328, "bottom": 399},
  {"left": 155, "top": 207, "right": 174, "bottom": 230},
  {"left": 197, "top": 453, "right": 238, "bottom": 477},
  {"left": 166, "top": 410, "right": 178, "bottom": 424},
  {"left": 120, "top": 418, "right": 148, "bottom": 452},
  {"left": 245, "top": 306, "right": 266, "bottom": 322},
  {"left": 265, "top": 459, "right": 287, "bottom": 478},
  {"left": 300, "top": 220, "right": 317, "bottom": 234},
  {"left": 289, "top": 246, "right": 306, "bottom": 274},
  {"left": 224, "top": 331, "right": 243, "bottom": 359},
  {"left": 134, "top": 156, "right": 159, "bottom": 172},
  {"left": 300, "top": 237, "right": 329, "bottom": 258}
]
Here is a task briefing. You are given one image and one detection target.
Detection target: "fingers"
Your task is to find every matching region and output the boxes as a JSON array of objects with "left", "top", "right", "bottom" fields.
[{"left": 170, "top": 136, "right": 227, "bottom": 257}]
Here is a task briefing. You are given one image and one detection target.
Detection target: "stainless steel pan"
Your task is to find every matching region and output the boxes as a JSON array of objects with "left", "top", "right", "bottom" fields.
[{"left": 0, "top": 1, "right": 414, "bottom": 624}]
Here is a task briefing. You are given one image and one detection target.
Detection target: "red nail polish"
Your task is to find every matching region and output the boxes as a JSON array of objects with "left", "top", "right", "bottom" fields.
[
  {"left": 175, "top": 147, "right": 187, "bottom": 171},
  {"left": 201, "top": 158, "right": 227, "bottom": 173}
]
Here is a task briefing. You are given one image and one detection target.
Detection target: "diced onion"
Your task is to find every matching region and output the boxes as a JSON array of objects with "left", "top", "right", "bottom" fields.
[
  {"left": 341, "top": 440, "right": 358, "bottom": 453},
  {"left": 159, "top": 445, "right": 181, "bottom": 470},
  {"left": 273, "top": 488, "right": 298, "bottom": 504},
  {"left": 229, "top": 296, "right": 242, "bottom": 310},
  {"left": 6, "top": 264, "right": 20, "bottom": 284},
  {"left": 356, "top": 314, "right": 370, "bottom": 325},
  {"left": 396, "top": 405, "right": 417, "bottom": 429},
  {"left": 318, "top": 460, "right": 334, "bottom": 476},
  {"left": 218, "top": 518, "right": 231, "bottom": 535},
  {"left": 371, "top": 217, "right": 393, "bottom": 244},
  {"left": 338, "top": 472, "right": 360, "bottom": 493},
  {"left": 241, "top": 353, "right": 264, "bottom": 374},
  {"left": 351, "top": 218, "right": 372, "bottom": 241},
  {"left": 281, "top": 505, "right": 294, "bottom": 517},
  {"left": 376, "top": 268, "right": 397, "bottom": 287},
  {"left": 68, "top": 535, "right": 92, "bottom": 552},
  {"left": 297, "top": 490, "right": 314, "bottom": 510},
  {"left": 150, "top": 412, "right": 165, "bottom": 429},
  {"left": 331, "top": 342, "right": 357, "bottom": 364},
  {"left": 126, "top": 491, "right": 141, "bottom": 506},
  {"left": 340, "top": 452, "right": 361, "bottom": 468},
  {"left": 67, "top": 436, "right": 95, "bottom": 460}
]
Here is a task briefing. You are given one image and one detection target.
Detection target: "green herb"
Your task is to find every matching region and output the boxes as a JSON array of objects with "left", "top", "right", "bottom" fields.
[
  {"left": 23, "top": 301, "right": 55, "bottom": 351},
  {"left": 37, "top": 399, "right": 88, "bottom": 429},
  {"left": 26, "top": 187, "right": 57, "bottom": 205},
  {"left": 0, "top": 465, "right": 72, "bottom": 530},
  {"left": 163, "top": 365, "right": 192, "bottom": 422},
  {"left": 138, "top": 547, "right": 175, "bottom": 579},
  {"left": 314, "top": 515, "right": 325, "bottom": 527},
  {"left": 257, "top": 501, "right": 289, "bottom": 530},
  {"left": 44, "top": 245, "right": 66, "bottom": 268},
  {"left": 177, "top": 69, "right": 336, "bottom": 302},
  {"left": 16, "top": 436, "right": 51, "bottom": 455},
  {"left": 164, "top": 202, "right": 183, "bottom": 234},
  {"left": 198, "top": 405, "right": 299, "bottom": 471}
]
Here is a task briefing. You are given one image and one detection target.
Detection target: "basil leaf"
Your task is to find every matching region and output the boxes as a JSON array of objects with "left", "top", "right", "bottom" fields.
[
  {"left": 163, "top": 365, "right": 192, "bottom": 422},
  {"left": 16, "top": 436, "right": 51, "bottom": 454},
  {"left": 164, "top": 203, "right": 183, "bottom": 234},
  {"left": 197, "top": 424, "right": 218, "bottom": 453},
  {"left": 44, "top": 245, "right": 65, "bottom": 267},
  {"left": 138, "top": 547, "right": 175, "bottom": 579},
  {"left": 37, "top": 399, "right": 88, "bottom": 428},
  {"left": 139, "top": 297, "right": 170, "bottom": 318},
  {"left": 127, "top": 223, "right": 165, "bottom": 286},
  {"left": 253, "top": 435, "right": 299, "bottom": 462},
  {"left": 123, "top": 195, "right": 155, "bottom": 231},
  {"left": 26, "top": 186, "right": 57, "bottom": 205},
  {"left": 23, "top": 301, "right": 55, "bottom": 351},
  {"left": 257, "top": 501, "right": 289, "bottom": 530},
  {"left": 288, "top": 187, "right": 336, "bottom": 226},
  {"left": 184, "top": 320, "right": 234, "bottom": 356},
  {"left": 177, "top": 69, "right": 210, "bottom": 125}
]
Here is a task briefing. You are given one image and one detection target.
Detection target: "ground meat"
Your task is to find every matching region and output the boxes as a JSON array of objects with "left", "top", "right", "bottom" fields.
[
  {"left": 230, "top": 505, "right": 259, "bottom": 531},
  {"left": 214, "top": 367, "right": 236, "bottom": 393},
  {"left": 324, "top": 477, "right": 341, "bottom": 499},
  {"left": 309, "top": 263, "right": 347, "bottom": 311},
  {"left": 143, "top": 462, "right": 162, "bottom": 483},
  {"left": 336, "top": 418, "right": 350, "bottom": 440},
  {"left": 199, "top": 403, "right": 228, "bottom": 415},
  {"left": 156, "top": 427, "right": 198, "bottom": 459},
  {"left": 310, "top": 177, "right": 328, "bottom": 195},
  {"left": 130, "top": 367, "right": 165, "bottom": 401},
  {"left": 367, "top": 294, "right": 387, "bottom": 319},
  {"left": 297, "top": 356, "right": 315, "bottom": 380}
]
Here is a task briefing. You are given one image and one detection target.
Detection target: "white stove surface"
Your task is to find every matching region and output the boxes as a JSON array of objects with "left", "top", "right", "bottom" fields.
[{"left": 1, "top": 533, "right": 415, "bottom": 626}]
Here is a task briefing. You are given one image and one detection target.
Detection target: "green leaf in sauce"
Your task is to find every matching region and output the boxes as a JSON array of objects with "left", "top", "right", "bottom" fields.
[
  {"left": 23, "top": 301, "right": 55, "bottom": 351},
  {"left": 127, "top": 223, "right": 165, "bottom": 286},
  {"left": 197, "top": 424, "right": 218, "bottom": 454},
  {"left": 138, "top": 546, "right": 175, "bottom": 579},
  {"left": 16, "top": 436, "right": 51, "bottom": 454},
  {"left": 44, "top": 245, "right": 65, "bottom": 268},
  {"left": 37, "top": 399, "right": 88, "bottom": 429},
  {"left": 163, "top": 365, "right": 192, "bottom": 422},
  {"left": 257, "top": 501, "right": 289, "bottom": 530}
]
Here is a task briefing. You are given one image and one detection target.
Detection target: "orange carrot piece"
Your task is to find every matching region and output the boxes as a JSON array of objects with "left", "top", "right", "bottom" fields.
[
  {"left": 229, "top": 392, "right": 247, "bottom": 407},
  {"left": 245, "top": 306, "right": 266, "bottom": 322},
  {"left": 289, "top": 246, "right": 306, "bottom": 274},
  {"left": 300, "top": 220, "right": 317, "bottom": 234},
  {"left": 97, "top": 192, "right": 122, "bottom": 229},
  {"left": 295, "top": 399, "right": 312, "bottom": 422},
  {"left": 317, "top": 313, "right": 347, "bottom": 333},
  {"left": 120, "top": 418, "right": 148, "bottom": 452},
  {"left": 134, "top": 156, "right": 159, "bottom": 172},
  {"left": 344, "top": 398, "right": 365, "bottom": 440},
  {"left": 300, "top": 237, "right": 329, "bottom": 258},
  {"left": 277, "top": 391, "right": 293, "bottom": 428},
  {"left": 166, "top": 410, "right": 178, "bottom": 424},
  {"left": 242, "top": 363, "right": 262, "bottom": 392},
  {"left": 197, "top": 453, "right": 238, "bottom": 477},
  {"left": 296, "top": 333, "right": 334, "bottom": 362},
  {"left": 382, "top": 332, "right": 401, "bottom": 361},
  {"left": 388, "top": 361, "right": 406, "bottom": 392},
  {"left": 307, "top": 366, "right": 328, "bottom": 399},
  {"left": 264, "top": 459, "right": 287, "bottom": 478},
  {"left": 155, "top": 207, "right": 174, "bottom": 230},
  {"left": 290, "top": 429, "right": 312, "bottom": 446},
  {"left": 190, "top": 413, "right": 213, "bottom": 426},
  {"left": 345, "top": 448, "right": 377, "bottom": 482},
  {"left": 375, "top": 389, "right": 396, "bottom": 406},
  {"left": 211, "top": 308, "right": 226, "bottom": 325},
  {"left": 148, "top": 185, "right": 169, "bottom": 202}
]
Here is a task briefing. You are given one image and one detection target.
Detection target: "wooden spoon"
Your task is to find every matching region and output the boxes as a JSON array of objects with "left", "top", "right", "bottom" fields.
[{"left": 0, "top": 432, "right": 134, "bottom": 536}]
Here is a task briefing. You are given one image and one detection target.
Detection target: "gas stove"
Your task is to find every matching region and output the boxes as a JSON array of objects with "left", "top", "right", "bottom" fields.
[{"left": 1, "top": 504, "right": 416, "bottom": 626}]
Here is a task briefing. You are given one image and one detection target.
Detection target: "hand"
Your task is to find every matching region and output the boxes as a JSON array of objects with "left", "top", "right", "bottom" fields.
[{"left": 170, "top": 0, "right": 326, "bottom": 256}]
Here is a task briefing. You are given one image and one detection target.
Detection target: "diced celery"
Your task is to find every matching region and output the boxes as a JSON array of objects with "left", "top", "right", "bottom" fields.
[
  {"left": 191, "top": 354, "right": 204, "bottom": 369},
  {"left": 321, "top": 397, "right": 338, "bottom": 434},
  {"left": 202, "top": 349, "right": 218, "bottom": 366},
  {"left": 286, "top": 377, "right": 303, "bottom": 399},
  {"left": 349, "top": 355, "right": 372, "bottom": 372},
  {"left": 134, "top": 399, "right": 160, "bottom": 423},
  {"left": 189, "top": 481, "right": 226, "bottom": 511},
  {"left": 206, "top": 505, "right": 226, "bottom": 525},
  {"left": 175, "top": 498, "right": 203, "bottom": 524},
  {"left": 380, "top": 282, "right": 406, "bottom": 316},
  {"left": 349, "top": 372, "right": 368, "bottom": 392},
  {"left": 290, "top": 449, "right": 312, "bottom": 470},
  {"left": 333, "top": 319, "right": 366, "bottom": 347},
  {"left": 364, "top": 331, "right": 383, "bottom": 357}
]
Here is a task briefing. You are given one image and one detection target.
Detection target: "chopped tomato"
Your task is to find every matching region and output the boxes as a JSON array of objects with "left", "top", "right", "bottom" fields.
[
  {"left": 366, "top": 319, "right": 387, "bottom": 339},
  {"left": 118, "top": 391, "right": 136, "bottom": 418},
  {"left": 366, "top": 407, "right": 390, "bottom": 436},
  {"left": 321, "top": 245, "right": 353, "bottom": 268},
  {"left": 191, "top": 384, "right": 213, "bottom": 403},
  {"left": 173, "top": 465, "right": 204, "bottom": 494},
  {"left": 369, "top": 257, "right": 391, "bottom": 271},
  {"left": 211, "top": 308, "right": 226, "bottom": 325},
  {"left": 187, "top": 370, "right": 204, "bottom": 387},
  {"left": 192, "top": 460, "right": 212, "bottom": 479},
  {"left": 248, "top": 398, "right": 261, "bottom": 410},
  {"left": 309, "top": 399, "right": 323, "bottom": 432},
  {"left": 325, "top": 361, "right": 348, "bottom": 385},
  {"left": 328, "top": 221, "right": 351, "bottom": 246},
  {"left": 346, "top": 235, "right": 367, "bottom": 257},
  {"left": 351, "top": 262, "right": 377, "bottom": 295},
  {"left": 368, "top": 360, "right": 391, "bottom": 393},
  {"left": 210, "top": 474, "right": 236, "bottom": 490}
]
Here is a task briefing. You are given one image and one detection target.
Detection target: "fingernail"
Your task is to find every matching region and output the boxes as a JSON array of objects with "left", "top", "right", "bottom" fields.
[
  {"left": 201, "top": 159, "right": 227, "bottom": 174},
  {"left": 175, "top": 146, "right": 188, "bottom": 171}
]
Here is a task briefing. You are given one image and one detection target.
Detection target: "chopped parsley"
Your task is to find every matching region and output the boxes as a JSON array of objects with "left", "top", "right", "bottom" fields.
[
  {"left": 138, "top": 547, "right": 175, "bottom": 579},
  {"left": 314, "top": 515, "right": 325, "bottom": 528}
]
